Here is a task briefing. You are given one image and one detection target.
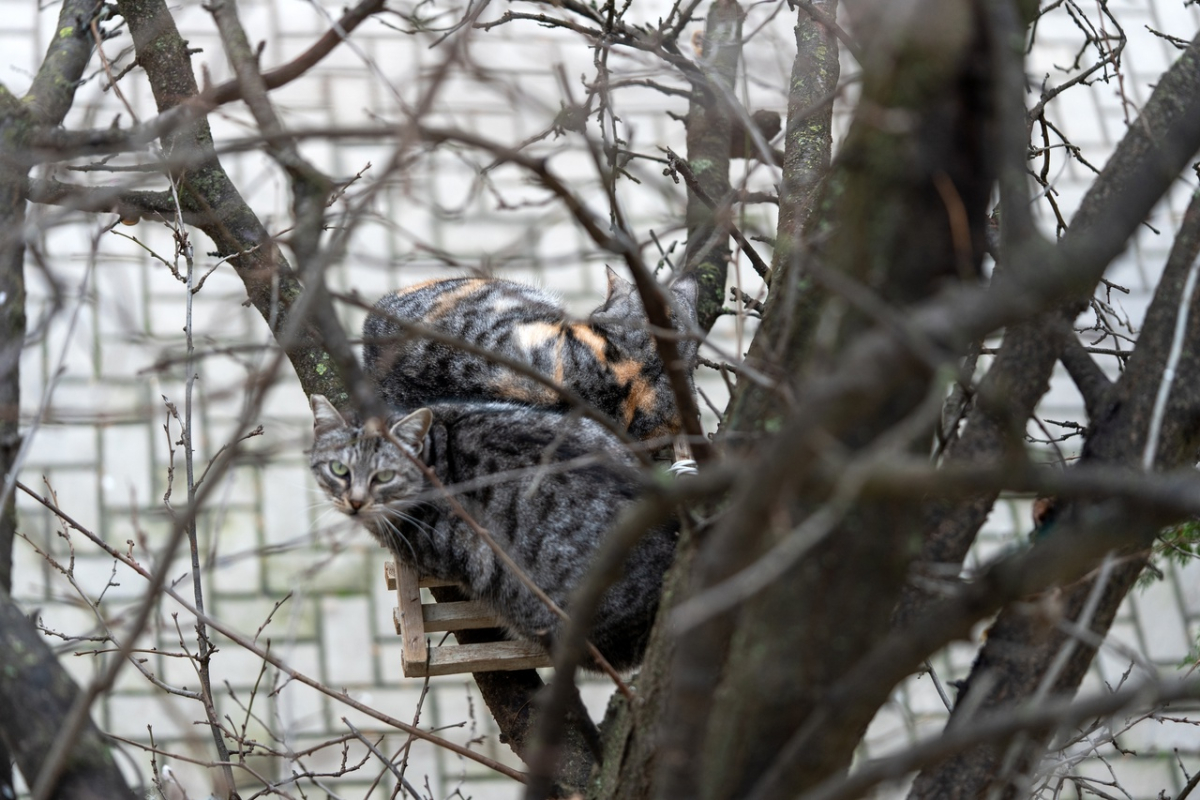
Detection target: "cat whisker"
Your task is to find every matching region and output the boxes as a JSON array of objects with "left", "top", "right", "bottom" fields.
[
  {"left": 376, "top": 517, "right": 420, "bottom": 565},
  {"left": 379, "top": 506, "right": 436, "bottom": 543},
  {"left": 309, "top": 507, "right": 342, "bottom": 530}
]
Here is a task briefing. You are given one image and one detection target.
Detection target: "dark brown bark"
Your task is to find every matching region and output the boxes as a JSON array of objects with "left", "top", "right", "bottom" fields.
[
  {"left": 770, "top": 0, "right": 840, "bottom": 267},
  {"left": 589, "top": 530, "right": 696, "bottom": 800},
  {"left": 0, "top": 590, "right": 138, "bottom": 800},
  {"left": 0, "top": 89, "right": 24, "bottom": 800},
  {"left": 0, "top": 92, "right": 24, "bottom": 600},
  {"left": 427, "top": 586, "right": 596, "bottom": 796},
  {"left": 646, "top": 7, "right": 840, "bottom": 800},
  {"left": 750, "top": 500, "right": 1181, "bottom": 800},
  {"left": 893, "top": 312, "right": 1064, "bottom": 627},
  {"left": 896, "top": 29, "right": 1200, "bottom": 630},
  {"left": 114, "top": 0, "right": 355, "bottom": 406},
  {"left": 663, "top": 3, "right": 997, "bottom": 799},
  {"left": 1059, "top": 334, "right": 1114, "bottom": 421}
]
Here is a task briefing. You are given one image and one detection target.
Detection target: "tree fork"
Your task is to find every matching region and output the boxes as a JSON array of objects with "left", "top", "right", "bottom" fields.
[
  {"left": 693, "top": 1, "right": 995, "bottom": 797},
  {"left": 911, "top": 184, "right": 1200, "bottom": 799},
  {"left": 894, "top": 26, "right": 1200, "bottom": 633}
]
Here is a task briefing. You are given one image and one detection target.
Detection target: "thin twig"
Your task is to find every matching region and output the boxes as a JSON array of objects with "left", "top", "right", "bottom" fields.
[
  {"left": 342, "top": 719, "right": 423, "bottom": 800},
  {"left": 16, "top": 481, "right": 529, "bottom": 783}
]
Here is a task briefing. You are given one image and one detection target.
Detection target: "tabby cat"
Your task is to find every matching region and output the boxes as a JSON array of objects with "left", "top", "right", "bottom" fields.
[
  {"left": 362, "top": 269, "right": 699, "bottom": 444},
  {"left": 309, "top": 394, "right": 677, "bottom": 669}
]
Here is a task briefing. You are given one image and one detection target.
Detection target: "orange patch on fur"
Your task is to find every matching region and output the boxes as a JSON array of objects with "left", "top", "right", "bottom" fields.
[
  {"left": 428, "top": 279, "right": 486, "bottom": 319},
  {"left": 611, "top": 360, "right": 657, "bottom": 426},
  {"left": 553, "top": 331, "right": 566, "bottom": 385},
  {"left": 569, "top": 324, "right": 608, "bottom": 364},
  {"left": 515, "top": 322, "right": 562, "bottom": 351},
  {"left": 611, "top": 360, "right": 640, "bottom": 385},
  {"left": 513, "top": 322, "right": 568, "bottom": 392},
  {"left": 490, "top": 374, "right": 554, "bottom": 404}
]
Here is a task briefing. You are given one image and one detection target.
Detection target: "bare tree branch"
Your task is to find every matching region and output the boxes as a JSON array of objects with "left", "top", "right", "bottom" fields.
[
  {"left": 1060, "top": 329, "right": 1115, "bottom": 421},
  {"left": 912, "top": 34, "right": 1200, "bottom": 797},
  {"left": 682, "top": 0, "right": 742, "bottom": 332}
]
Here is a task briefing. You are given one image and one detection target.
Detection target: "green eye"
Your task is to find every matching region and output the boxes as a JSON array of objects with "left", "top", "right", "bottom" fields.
[
  {"left": 329, "top": 461, "right": 349, "bottom": 477},
  {"left": 373, "top": 470, "right": 396, "bottom": 483}
]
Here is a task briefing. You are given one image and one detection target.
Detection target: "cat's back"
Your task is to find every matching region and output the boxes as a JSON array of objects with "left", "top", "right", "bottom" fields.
[
  {"left": 363, "top": 273, "right": 698, "bottom": 443},
  {"left": 364, "top": 278, "right": 577, "bottom": 406},
  {"left": 416, "top": 400, "right": 674, "bottom": 669},
  {"left": 421, "top": 401, "right": 645, "bottom": 566},
  {"left": 368, "top": 277, "right": 564, "bottom": 336},
  {"left": 426, "top": 400, "right": 636, "bottom": 481}
]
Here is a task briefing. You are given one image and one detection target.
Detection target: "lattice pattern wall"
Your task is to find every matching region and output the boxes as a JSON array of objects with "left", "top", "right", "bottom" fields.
[{"left": 1, "top": 1, "right": 1198, "bottom": 798}]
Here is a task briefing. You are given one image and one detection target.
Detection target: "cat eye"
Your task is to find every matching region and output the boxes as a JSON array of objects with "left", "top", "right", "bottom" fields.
[
  {"left": 373, "top": 470, "right": 396, "bottom": 483},
  {"left": 329, "top": 461, "right": 350, "bottom": 477}
]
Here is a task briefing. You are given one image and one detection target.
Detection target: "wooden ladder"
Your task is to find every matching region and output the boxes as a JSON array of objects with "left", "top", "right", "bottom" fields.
[{"left": 384, "top": 559, "right": 552, "bottom": 677}]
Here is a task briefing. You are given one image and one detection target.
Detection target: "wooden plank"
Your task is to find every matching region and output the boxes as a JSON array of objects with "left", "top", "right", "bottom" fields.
[
  {"left": 673, "top": 437, "right": 693, "bottom": 462},
  {"left": 422, "top": 600, "right": 502, "bottom": 632},
  {"left": 389, "top": 556, "right": 543, "bottom": 677},
  {"left": 405, "top": 640, "right": 552, "bottom": 677},
  {"left": 394, "top": 559, "right": 428, "bottom": 674},
  {"left": 387, "top": 559, "right": 455, "bottom": 591}
]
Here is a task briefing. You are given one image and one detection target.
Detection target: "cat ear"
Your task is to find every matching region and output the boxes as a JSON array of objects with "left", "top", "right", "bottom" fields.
[
  {"left": 604, "top": 265, "right": 635, "bottom": 303},
  {"left": 390, "top": 408, "right": 433, "bottom": 449},
  {"left": 311, "top": 395, "right": 348, "bottom": 437}
]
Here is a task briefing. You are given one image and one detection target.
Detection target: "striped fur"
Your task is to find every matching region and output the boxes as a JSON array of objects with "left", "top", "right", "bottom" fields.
[
  {"left": 309, "top": 395, "right": 677, "bottom": 670},
  {"left": 362, "top": 269, "right": 699, "bottom": 444}
]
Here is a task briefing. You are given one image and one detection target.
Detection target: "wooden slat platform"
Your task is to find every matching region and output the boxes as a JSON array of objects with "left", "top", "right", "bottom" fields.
[
  {"left": 384, "top": 559, "right": 553, "bottom": 677},
  {"left": 416, "top": 640, "right": 553, "bottom": 676}
]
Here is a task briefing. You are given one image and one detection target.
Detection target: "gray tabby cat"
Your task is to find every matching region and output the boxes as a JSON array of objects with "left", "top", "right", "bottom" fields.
[
  {"left": 362, "top": 269, "right": 699, "bottom": 444},
  {"left": 308, "top": 394, "right": 677, "bottom": 669}
]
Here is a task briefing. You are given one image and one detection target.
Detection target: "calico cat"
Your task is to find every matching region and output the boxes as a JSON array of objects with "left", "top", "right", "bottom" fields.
[
  {"left": 308, "top": 394, "right": 678, "bottom": 669},
  {"left": 361, "top": 269, "right": 699, "bottom": 444}
]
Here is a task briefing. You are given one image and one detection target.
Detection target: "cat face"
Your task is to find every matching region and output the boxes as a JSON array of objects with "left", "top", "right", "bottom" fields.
[{"left": 309, "top": 395, "right": 432, "bottom": 525}]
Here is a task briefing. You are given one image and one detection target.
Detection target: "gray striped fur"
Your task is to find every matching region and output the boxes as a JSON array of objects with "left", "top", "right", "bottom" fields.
[{"left": 309, "top": 395, "right": 677, "bottom": 669}]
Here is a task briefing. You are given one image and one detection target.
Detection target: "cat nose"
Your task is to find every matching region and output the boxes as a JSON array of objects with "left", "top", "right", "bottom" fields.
[{"left": 347, "top": 497, "right": 365, "bottom": 513}]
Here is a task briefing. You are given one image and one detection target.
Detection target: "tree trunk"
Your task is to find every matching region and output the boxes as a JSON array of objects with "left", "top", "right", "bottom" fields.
[
  {"left": 0, "top": 89, "right": 25, "bottom": 800},
  {"left": 0, "top": 2, "right": 137, "bottom": 796},
  {"left": 0, "top": 590, "right": 138, "bottom": 800},
  {"left": 591, "top": 6, "right": 839, "bottom": 799},
  {"left": 662, "top": 2, "right": 996, "bottom": 799},
  {"left": 723, "top": 0, "right": 839, "bottom": 433}
]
